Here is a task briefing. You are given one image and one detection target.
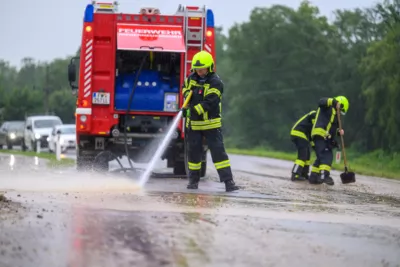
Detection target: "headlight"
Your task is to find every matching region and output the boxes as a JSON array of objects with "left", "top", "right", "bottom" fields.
[
  {"left": 35, "top": 133, "right": 41, "bottom": 139},
  {"left": 9, "top": 133, "right": 16, "bottom": 139},
  {"left": 80, "top": 115, "right": 87, "bottom": 122}
]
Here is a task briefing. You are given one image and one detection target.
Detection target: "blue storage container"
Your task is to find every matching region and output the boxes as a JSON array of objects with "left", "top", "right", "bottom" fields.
[{"left": 114, "top": 70, "right": 180, "bottom": 111}]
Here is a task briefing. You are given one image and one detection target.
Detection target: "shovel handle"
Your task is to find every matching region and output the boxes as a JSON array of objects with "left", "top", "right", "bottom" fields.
[
  {"left": 336, "top": 106, "right": 348, "bottom": 168},
  {"left": 181, "top": 91, "right": 193, "bottom": 109}
]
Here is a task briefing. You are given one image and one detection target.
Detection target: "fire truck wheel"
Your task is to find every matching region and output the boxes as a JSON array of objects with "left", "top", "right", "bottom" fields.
[
  {"left": 200, "top": 161, "right": 207, "bottom": 177},
  {"left": 173, "top": 161, "right": 186, "bottom": 176},
  {"left": 76, "top": 156, "right": 94, "bottom": 171},
  {"left": 93, "top": 157, "right": 109, "bottom": 172},
  {"left": 173, "top": 136, "right": 190, "bottom": 177}
]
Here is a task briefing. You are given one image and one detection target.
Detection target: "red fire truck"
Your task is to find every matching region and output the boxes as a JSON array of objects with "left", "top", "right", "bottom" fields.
[{"left": 67, "top": 2, "right": 216, "bottom": 176}]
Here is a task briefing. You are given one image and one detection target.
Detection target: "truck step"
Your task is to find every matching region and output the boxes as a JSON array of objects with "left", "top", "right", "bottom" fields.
[{"left": 187, "top": 44, "right": 202, "bottom": 47}]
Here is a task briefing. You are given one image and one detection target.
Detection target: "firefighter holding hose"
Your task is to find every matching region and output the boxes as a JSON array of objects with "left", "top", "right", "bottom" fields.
[
  {"left": 290, "top": 110, "right": 317, "bottom": 181},
  {"left": 181, "top": 51, "right": 239, "bottom": 192},
  {"left": 309, "top": 96, "right": 349, "bottom": 185}
]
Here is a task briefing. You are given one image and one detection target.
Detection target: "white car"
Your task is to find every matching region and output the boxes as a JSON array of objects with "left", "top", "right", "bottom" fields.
[
  {"left": 48, "top": 124, "right": 76, "bottom": 153},
  {"left": 23, "top": 115, "right": 63, "bottom": 151}
]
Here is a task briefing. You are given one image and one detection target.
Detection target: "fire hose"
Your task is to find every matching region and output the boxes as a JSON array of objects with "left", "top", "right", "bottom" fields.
[{"left": 92, "top": 54, "right": 190, "bottom": 179}]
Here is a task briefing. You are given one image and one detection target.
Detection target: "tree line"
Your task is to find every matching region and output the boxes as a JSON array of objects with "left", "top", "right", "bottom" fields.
[
  {"left": 0, "top": 0, "right": 398, "bottom": 156},
  {"left": 218, "top": 0, "right": 400, "bottom": 154},
  {"left": 0, "top": 56, "right": 77, "bottom": 124}
]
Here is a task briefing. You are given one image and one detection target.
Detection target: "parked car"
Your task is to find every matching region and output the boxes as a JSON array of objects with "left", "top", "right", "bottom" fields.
[
  {"left": 23, "top": 115, "right": 63, "bottom": 151},
  {"left": 0, "top": 121, "right": 25, "bottom": 149},
  {"left": 48, "top": 124, "right": 76, "bottom": 153}
]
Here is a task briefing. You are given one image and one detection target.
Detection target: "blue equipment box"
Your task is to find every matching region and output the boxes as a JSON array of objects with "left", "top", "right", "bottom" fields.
[{"left": 114, "top": 70, "right": 179, "bottom": 111}]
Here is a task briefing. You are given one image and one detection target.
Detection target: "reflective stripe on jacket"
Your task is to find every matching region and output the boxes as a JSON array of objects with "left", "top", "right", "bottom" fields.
[
  {"left": 182, "top": 72, "right": 223, "bottom": 131},
  {"left": 290, "top": 110, "right": 316, "bottom": 141},
  {"left": 311, "top": 97, "right": 339, "bottom": 139}
]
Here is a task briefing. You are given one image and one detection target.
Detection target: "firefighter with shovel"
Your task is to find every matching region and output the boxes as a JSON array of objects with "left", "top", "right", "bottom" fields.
[{"left": 309, "top": 96, "right": 353, "bottom": 185}]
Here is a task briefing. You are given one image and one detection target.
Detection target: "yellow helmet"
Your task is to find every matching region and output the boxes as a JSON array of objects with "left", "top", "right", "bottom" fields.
[
  {"left": 335, "top": 96, "right": 349, "bottom": 115},
  {"left": 191, "top": 51, "right": 214, "bottom": 72}
]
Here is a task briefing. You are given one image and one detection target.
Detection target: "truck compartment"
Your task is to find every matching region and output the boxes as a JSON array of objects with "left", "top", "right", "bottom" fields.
[
  {"left": 114, "top": 50, "right": 181, "bottom": 112},
  {"left": 120, "top": 115, "right": 173, "bottom": 134}
]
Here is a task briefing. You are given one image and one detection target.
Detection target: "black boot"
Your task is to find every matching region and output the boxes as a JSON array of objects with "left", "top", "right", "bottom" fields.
[
  {"left": 225, "top": 179, "right": 239, "bottom": 192},
  {"left": 291, "top": 164, "right": 306, "bottom": 181},
  {"left": 308, "top": 172, "right": 323, "bottom": 184},
  {"left": 321, "top": 170, "right": 334, "bottom": 186},
  {"left": 301, "top": 165, "right": 310, "bottom": 180},
  {"left": 187, "top": 171, "right": 200, "bottom": 189},
  {"left": 291, "top": 173, "right": 306, "bottom": 181}
]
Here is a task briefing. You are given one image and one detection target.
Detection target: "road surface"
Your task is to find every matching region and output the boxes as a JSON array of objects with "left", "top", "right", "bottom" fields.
[{"left": 0, "top": 150, "right": 399, "bottom": 267}]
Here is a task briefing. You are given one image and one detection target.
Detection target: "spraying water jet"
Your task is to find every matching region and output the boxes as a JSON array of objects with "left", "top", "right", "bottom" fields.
[{"left": 138, "top": 91, "right": 193, "bottom": 187}]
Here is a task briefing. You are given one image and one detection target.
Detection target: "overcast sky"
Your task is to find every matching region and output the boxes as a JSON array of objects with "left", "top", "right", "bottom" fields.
[{"left": 1, "top": 0, "right": 377, "bottom": 68}]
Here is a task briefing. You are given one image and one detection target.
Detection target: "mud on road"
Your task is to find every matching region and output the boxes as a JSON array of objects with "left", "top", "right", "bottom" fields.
[{"left": 0, "top": 153, "right": 400, "bottom": 267}]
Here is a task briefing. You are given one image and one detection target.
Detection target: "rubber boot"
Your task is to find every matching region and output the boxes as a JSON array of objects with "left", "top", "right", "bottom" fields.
[
  {"left": 225, "top": 179, "right": 239, "bottom": 192},
  {"left": 291, "top": 164, "right": 306, "bottom": 181},
  {"left": 301, "top": 165, "right": 310, "bottom": 180},
  {"left": 321, "top": 170, "right": 334, "bottom": 186},
  {"left": 308, "top": 171, "right": 323, "bottom": 184},
  {"left": 187, "top": 171, "right": 200, "bottom": 189}
]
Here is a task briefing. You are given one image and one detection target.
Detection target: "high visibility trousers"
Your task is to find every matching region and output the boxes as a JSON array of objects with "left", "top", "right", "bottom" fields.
[
  {"left": 291, "top": 136, "right": 311, "bottom": 175},
  {"left": 187, "top": 128, "right": 233, "bottom": 182},
  {"left": 312, "top": 136, "right": 333, "bottom": 174},
  {"left": 291, "top": 137, "right": 311, "bottom": 167}
]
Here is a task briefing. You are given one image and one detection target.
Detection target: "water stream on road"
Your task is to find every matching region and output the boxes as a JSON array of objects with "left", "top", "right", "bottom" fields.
[{"left": 138, "top": 110, "right": 183, "bottom": 187}]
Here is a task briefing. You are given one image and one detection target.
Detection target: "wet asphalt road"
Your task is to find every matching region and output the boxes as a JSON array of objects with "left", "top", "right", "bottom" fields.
[{"left": 0, "top": 150, "right": 400, "bottom": 267}]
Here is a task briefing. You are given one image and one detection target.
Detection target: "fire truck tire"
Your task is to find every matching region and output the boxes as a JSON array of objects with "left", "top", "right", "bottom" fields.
[
  {"left": 76, "top": 156, "right": 94, "bottom": 171},
  {"left": 200, "top": 161, "right": 207, "bottom": 177},
  {"left": 173, "top": 161, "right": 186, "bottom": 176},
  {"left": 93, "top": 157, "right": 109, "bottom": 172},
  {"left": 173, "top": 135, "right": 190, "bottom": 177}
]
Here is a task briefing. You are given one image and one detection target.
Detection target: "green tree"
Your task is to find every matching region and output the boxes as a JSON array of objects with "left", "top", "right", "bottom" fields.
[
  {"left": 3, "top": 87, "right": 44, "bottom": 120},
  {"left": 359, "top": 0, "right": 400, "bottom": 151},
  {"left": 48, "top": 89, "right": 76, "bottom": 123},
  {"left": 223, "top": 1, "right": 339, "bottom": 149}
]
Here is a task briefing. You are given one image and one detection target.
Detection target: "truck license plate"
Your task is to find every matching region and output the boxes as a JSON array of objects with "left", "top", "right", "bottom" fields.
[{"left": 92, "top": 92, "right": 110, "bottom": 104}]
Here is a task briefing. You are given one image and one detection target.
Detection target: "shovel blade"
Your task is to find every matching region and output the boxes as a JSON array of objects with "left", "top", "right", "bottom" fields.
[{"left": 340, "top": 171, "right": 356, "bottom": 184}]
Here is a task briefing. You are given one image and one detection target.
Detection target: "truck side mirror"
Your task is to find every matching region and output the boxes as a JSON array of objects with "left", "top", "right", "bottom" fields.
[
  {"left": 56, "top": 130, "right": 61, "bottom": 135},
  {"left": 26, "top": 125, "right": 32, "bottom": 130},
  {"left": 68, "top": 56, "right": 80, "bottom": 90},
  {"left": 68, "top": 63, "right": 76, "bottom": 82}
]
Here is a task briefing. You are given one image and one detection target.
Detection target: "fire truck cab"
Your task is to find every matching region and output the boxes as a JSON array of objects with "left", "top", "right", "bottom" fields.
[{"left": 67, "top": 2, "right": 216, "bottom": 176}]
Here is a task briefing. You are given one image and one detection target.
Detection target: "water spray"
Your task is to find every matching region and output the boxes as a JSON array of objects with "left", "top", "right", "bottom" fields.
[{"left": 138, "top": 90, "right": 193, "bottom": 187}]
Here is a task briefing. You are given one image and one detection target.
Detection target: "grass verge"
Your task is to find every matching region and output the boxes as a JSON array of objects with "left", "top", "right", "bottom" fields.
[
  {"left": 0, "top": 150, "right": 75, "bottom": 168},
  {"left": 227, "top": 147, "right": 400, "bottom": 180}
]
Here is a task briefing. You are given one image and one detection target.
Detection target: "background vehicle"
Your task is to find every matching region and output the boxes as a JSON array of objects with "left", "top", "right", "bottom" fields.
[
  {"left": 68, "top": 2, "right": 215, "bottom": 175},
  {"left": 23, "top": 115, "right": 63, "bottom": 151},
  {"left": 0, "top": 121, "right": 25, "bottom": 149},
  {"left": 48, "top": 124, "right": 77, "bottom": 153}
]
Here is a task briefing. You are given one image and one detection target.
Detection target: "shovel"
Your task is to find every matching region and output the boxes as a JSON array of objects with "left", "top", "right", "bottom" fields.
[{"left": 336, "top": 106, "right": 356, "bottom": 184}]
